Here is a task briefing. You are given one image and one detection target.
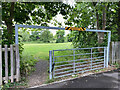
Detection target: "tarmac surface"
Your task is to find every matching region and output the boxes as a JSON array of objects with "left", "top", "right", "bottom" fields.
[{"left": 28, "top": 68, "right": 120, "bottom": 89}]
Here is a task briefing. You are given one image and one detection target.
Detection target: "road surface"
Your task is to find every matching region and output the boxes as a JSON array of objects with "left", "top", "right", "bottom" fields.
[{"left": 28, "top": 68, "right": 120, "bottom": 89}]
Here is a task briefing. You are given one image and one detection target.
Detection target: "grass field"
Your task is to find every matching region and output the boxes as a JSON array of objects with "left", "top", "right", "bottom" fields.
[{"left": 22, "top": 42, "right": 73, "bottom": 60}]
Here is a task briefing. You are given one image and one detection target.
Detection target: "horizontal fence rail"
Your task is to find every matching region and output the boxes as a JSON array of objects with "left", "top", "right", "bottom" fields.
[
  {"left": 0, "top": 45, "right": 20, "bottom": 86},
  {"left": 49, "top": 47, "right": 107, "bottom": 79}
]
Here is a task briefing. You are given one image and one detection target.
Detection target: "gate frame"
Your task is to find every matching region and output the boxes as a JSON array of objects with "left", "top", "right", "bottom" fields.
[{"left": 15, "top": 24, "right": 111, "bottom": 79}]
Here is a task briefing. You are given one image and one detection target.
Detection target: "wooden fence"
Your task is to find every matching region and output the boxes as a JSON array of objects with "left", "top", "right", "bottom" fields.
[
  {"left": 110, "top": 42, "right": 120, "bottom": 64},
  {"left": 0, "top": 44, "right": 20, "bottom": 86}
]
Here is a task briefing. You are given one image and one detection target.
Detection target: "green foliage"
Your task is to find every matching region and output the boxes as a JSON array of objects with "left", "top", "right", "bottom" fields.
[
  {"left": 2, "top": 2, "right": 72, "bottom": 26},
  {"left": 29, "top": 31, "right": 41, "bottom": 41},
  {"left": 63, "top": 2, "right": 120, "bottom": 48},
  {"left": 2, "top": 80, "right": 27, "bottom": 89},
  {"left": 56, "top": 30, "right": 65, "bottom": 43},
  {"left": 40, "top": 30, "right": 53, "bottom": 43},
  {"left": 66, "top": 33, "right": 73, "bottom": 42},
  {"left": 2, "top": 28, "right": 15, "bottom": 45},
  {"left": 19, "top": 29, "right": 31, "bottom": 42},
  {"left": 113, "top": 62, "right": 120, "bottom": 68},
  {"left": 20, "top": 55, "right": 38, "bottom": 76},
  {"left": 26, "top": 30, "right": 53, "bottom": 43}
]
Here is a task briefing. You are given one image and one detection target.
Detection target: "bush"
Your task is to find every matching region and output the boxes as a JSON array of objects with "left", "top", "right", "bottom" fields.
[{"left": 20, "top": 55, "right": 38, "bottom": 76}]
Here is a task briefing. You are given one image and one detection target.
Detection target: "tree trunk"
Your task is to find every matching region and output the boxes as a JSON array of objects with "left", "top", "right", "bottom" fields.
[
  {"left": 0, "top": 1, "right": 1, "bottom": 25},
  {"left": 4, "top": 2, "right": 15, "bottom": 45},
  {"left": 98, "top": 4, "right": 107, "bottom": 52},
  {"left": 96, "top": 10, "right": 100, "bottom": 30},
  {"left": 98, "top": 4, "right": 107, "bottom": 45},
  {"left": 117, "top": 1, "right": 120, "bottom": 41}
]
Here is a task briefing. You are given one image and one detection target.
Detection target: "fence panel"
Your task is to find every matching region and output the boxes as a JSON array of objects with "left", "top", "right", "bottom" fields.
[
  {"left": 0, "top": 45, "right": 2, "bottom": 85},
  {"left": 0, "top": 44, "right": 20, "bottom": 86},
  {"left": 50, "top": 47, "right": 107, "bottom": 79},
  {"left": 110, "top": 42, "right": 120, "bottom": 64}
]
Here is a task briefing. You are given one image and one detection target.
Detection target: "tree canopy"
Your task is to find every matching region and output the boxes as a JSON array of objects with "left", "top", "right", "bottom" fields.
[
  {"left": 2, "top": 2, "right": 120, "bottom": 48},
  {"left": 2, "top": 2, "right": 72, "bottom": 45},
  {"left": 56, "top": 30, "right": 65, "bottom": 43},
  {"left": 63, "top": 2, "right": 120, "bottom": 48}
]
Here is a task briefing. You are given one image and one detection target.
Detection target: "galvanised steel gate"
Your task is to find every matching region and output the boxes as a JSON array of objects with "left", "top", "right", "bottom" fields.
[{"left": 49, "top": 47, "right": 107, "bottom": 79}]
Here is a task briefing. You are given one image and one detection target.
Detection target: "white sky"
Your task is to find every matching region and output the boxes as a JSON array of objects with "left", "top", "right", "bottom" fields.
[
  {"left": 48, "top": 14, "right": 70, "bottom": 36},
  {"left": 48, "top": 0, "right": 76, "bottom": 36}
]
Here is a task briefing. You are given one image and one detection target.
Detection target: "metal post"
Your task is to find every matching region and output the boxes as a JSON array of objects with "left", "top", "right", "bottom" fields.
[
  {"left": 91, "top": 48, "right": 92, "bottom": 70},
  {"left": 73, "top": 50, "right": 75, "bottom": 74},
  {"left": 15, "top": 25, "right": 18, "bottom": 45},
  {"left": 49, "top": 51, "right": 52, "bottom": 79},
  {"left": 106, "top": 31, "right": 111, "bottom": 67}
]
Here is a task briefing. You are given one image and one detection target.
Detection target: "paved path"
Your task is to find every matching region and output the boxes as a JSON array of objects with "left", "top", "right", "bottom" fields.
[
  {"left": 27, "top": 60, "right": 48, "bottom": 87},
  {"left": 28, "top": 68, "right": 120, "bottom": 89}
]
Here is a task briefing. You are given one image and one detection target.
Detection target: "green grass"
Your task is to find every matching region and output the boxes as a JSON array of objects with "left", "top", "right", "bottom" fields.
[{"left": 22, "top": 42, "right": 73, "bottom": 60}]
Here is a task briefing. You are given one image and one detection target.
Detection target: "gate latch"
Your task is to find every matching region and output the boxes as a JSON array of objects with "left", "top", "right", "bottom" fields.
[{"left": 48, "top": 63, "right": 55, "bottom": 73}]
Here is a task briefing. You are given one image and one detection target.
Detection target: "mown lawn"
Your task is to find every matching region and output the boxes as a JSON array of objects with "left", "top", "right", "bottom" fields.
[{"left": 22, "top": 42, "right": 73, "bottom": 60}]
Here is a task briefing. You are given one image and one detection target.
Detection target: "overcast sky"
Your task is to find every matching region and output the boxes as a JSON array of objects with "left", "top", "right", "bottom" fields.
[
  {"left": 48, "top": 14, "right": 70, "bottom": 36},
  {"left": 48, "top": 0, "right": 75, "bottom": 36}
]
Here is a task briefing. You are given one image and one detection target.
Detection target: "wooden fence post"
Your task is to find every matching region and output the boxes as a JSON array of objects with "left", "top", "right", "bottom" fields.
[
  {"left": 117, "top": 42, "right": 120, "bottom": 64},
  {"left": 10, "top": 45, "right": 14, "bottom": 83},
  {"left": 0, "top": 45, "right": 2, "bottom": 86},
  {"left": 109, "top": 42, "right": 112, "bottom": 64},
  {"left": 5, "top": 45, "right": 8, "bottom": 83},
  {"left": 112, "top": 42, "right": 115, "bottom": 64}
]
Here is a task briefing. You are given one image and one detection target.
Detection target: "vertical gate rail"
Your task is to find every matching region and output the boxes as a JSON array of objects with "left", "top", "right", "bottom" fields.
[
  {"left": 0, "top": 44, "right": 20, "bottom": 86},
  {"left": 50, "top": 47, "right": 107, "bottom": 79},
  {"left": 49, "top": 51, "right": 52, "bottom": 79},
  {"left": 73, "top": 50, "right": 75, "bottom": 74},
  {"left": 91, "top": 48, "right": 92, "bottom": 70}
]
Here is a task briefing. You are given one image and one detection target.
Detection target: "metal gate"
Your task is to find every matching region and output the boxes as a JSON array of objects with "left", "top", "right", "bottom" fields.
[
  {"left": 49, "top": 47, "right": 108, "bottom": 79},
  {"left": 14, "top": 24, "right": 111, "bottom": 80}
]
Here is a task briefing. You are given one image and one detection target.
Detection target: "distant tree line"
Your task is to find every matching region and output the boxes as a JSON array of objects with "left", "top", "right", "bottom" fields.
[{"left": 20, "top": 29, "right": 72, "bottom": 43}]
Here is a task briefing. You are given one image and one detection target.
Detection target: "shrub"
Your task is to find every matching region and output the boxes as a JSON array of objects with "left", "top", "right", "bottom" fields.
[{"left": 20, "top": 55, "right": 38, "bottom": 76}]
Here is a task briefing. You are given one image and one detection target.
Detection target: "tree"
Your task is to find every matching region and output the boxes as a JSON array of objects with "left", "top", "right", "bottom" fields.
[
  {"left": 64, "top": 2, "right": 120, "bottom": 48},
  {"left": 117, "top": 1, "right": 120, "bottom": 41},
  {"left": 66, "top": 33, "right": 73, "bottom": 42},
  {"left": 2, "top": 2, "right": 72, "bottom": 45},
  {"left": 40, "top": 30, "right": 53, "bottom": 43},
  {"left": 92, "top": 2, "right": 108, "bottom": 49},
  {"left": 19, "top": 30, "right": 30, "bottom": 42},
  {"left": 56, "top": 30, "right": 65, "bottom": 43},
  {"left": 64, "top": 2, "right": 98, "bottom": 48},
  {"left": 30, "top": 31, "right": 41, "bottom": 41}
]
